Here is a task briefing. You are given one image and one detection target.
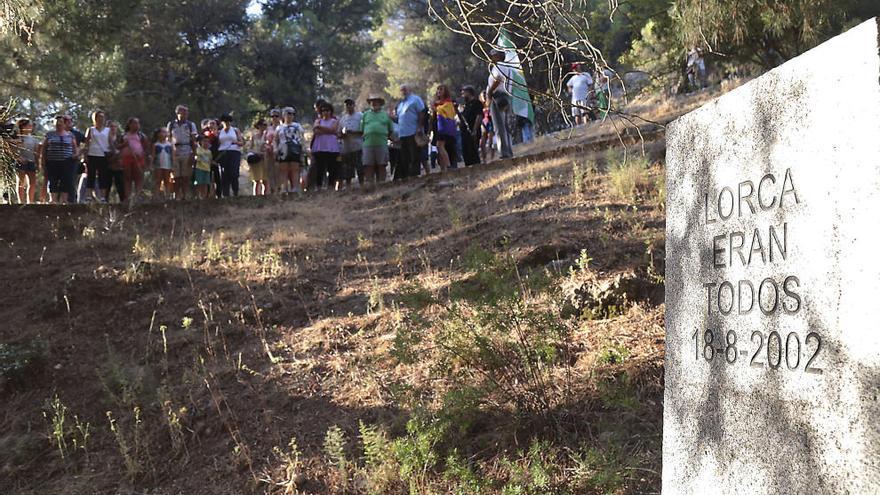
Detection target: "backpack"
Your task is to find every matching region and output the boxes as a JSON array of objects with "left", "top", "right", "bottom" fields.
[
  {"left": 168, "top": 119, "right": 196, "bottom": 147},
  {"left": 276, "top": 125, "right": 302, "bottom": 161}
]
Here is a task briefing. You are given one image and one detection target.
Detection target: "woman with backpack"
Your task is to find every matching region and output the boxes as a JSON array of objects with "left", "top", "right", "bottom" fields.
[{"left": 274, "top": 107, "right": 305, "bottom": 194}]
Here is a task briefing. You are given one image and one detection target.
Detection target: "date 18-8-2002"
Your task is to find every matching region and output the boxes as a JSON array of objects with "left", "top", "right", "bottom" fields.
[{"left": 691, "top": 328, "right": 824, "bottom": 374}]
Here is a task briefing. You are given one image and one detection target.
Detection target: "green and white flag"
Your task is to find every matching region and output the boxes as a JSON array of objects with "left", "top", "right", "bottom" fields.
[{"left": 496, "top": 30, "right": 535, "bottom": 123}]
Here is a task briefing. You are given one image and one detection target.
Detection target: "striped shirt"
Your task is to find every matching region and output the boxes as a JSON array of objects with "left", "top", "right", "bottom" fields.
[{"left": 45, "top": 131, "right": 76, "bottom": 161}]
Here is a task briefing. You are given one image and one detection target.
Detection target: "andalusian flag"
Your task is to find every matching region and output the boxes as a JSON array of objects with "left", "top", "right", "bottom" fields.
[{"left": 496, "top": 30, "right": 535, "bottom": 123}]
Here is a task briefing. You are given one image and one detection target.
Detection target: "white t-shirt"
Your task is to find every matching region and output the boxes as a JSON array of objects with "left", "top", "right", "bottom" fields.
[
  {"left": 87, "top": 126, "right": 110, "bottom": 157},
  {"left": 338, "top": 111, "right": 363, "bottom": 153},
  {"left": 567, "top": 73, "right": 594, "bottom": 102},
  {"left": 218, "top": 127, "right": 241, "bottom": 151},
  {"left": 487, "top": 64, "right": 513, "bottom": 95}
]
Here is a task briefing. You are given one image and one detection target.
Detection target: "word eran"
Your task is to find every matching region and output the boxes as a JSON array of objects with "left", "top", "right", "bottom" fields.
[{"left": 705, "top": 168, "right": 799, "bottom": 269}]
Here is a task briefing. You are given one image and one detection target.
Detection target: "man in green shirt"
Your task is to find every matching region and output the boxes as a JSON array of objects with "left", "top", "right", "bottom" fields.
[{"left": 360, "top": 95, "right": 394, "bottom": 189}]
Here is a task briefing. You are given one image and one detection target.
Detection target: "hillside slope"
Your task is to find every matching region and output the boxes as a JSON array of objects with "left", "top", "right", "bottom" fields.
[{"left": 1, "top": 123, "right": 672, "bottom": 494}]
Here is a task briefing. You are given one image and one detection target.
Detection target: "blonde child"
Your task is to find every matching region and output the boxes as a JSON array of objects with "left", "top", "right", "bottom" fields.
[{"left": 193, "top": 135, "right": 213, "bottom": 199}]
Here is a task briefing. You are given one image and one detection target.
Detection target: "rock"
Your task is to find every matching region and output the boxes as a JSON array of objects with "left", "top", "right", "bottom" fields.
[{"left": 663, "top": 19, "right": 880, "bottom": 494}]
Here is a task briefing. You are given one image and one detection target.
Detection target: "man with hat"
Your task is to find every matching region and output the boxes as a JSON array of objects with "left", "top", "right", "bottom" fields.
[
  {"left": 360, "top": 95, "right": 394, "bottom": 189},
  {"left": 167, "top": 104, "right": 198, "bottom": 199},
  {"left": 339, "top": 98, "right": 364, "bottom": 189}
]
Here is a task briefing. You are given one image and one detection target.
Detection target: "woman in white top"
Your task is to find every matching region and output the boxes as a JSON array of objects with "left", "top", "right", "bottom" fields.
[
  {"left": 84, "top": 110, "right": 111, "bottom": 202},
  {"left": 217, "top": 113, "right": 244, "bottom": 197}
]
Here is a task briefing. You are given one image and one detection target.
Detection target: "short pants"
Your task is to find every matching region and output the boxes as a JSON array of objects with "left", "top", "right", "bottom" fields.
[
  {"left": 173, "top": 152, "right": 193, "bottom": 177},
  {"left": 249, "top": 161, "right": 267, "bottom": 182},
  {"left": 362, "top": 145, "right": 389, "bottom": 167},
  {"left": 193, "top": 168, "right": 212, "bottom": 186},
  {"left": 16, "top": 161, "right": 36, "bottom": 172}
]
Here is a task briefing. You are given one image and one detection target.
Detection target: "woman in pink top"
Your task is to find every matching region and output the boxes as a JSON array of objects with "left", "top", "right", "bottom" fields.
[
  {"left": 311, "top": 103, "right": 340, "bottom": 191},
  {"left": 117, "top": 117, "right": 152, "bottom": 203}
]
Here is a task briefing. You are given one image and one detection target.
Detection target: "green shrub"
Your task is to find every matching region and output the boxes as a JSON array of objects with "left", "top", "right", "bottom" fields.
[
  {"left": 0, "top": 340, "right": 47, "bottom": 386},
  {"left": 606, "top": 151, "right": 651, "bottom": 204}
]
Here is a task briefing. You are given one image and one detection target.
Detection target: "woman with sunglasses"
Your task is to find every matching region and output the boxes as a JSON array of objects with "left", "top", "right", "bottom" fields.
[{"left": 311, "top": 103, "right": 340, "bottom": 191}]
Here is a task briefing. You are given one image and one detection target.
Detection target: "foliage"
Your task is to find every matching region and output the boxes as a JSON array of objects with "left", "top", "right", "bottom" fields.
[
  {"left": 43, "top": 394, "right": 91, "bottom": 460},
  {"left": 674, "top": 0, "right": 864, "bottom": 68},
  {"left": 0, "top": 0, "right": 382, "bottom": 130},
  {"left": 606, "top": 151, "right": 651, "bottom": 204},
  {"left": 0, "top": 340, "right": 46, "bottom": 385},
  {"left": 323, "top": 425, "right": 350, "bottom": 490}
]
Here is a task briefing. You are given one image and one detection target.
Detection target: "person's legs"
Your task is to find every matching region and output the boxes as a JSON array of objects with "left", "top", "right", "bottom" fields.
[
  {"left": 15, "top": 170, "right": 25, "bottom": 204},
  {"left": 229, "top": 153, "right": 240, "bottom": 196},
  {"left": 219, "top": 152, "right": 236, "bottom": 197},
  {"left": 211, "top": 163, "right": 222, "bottom": 198},
  {"left": 113, "top": 170, "right": 126, "bottom": 202},
  {"left": 313, "top": 152, "right": 328, "bottom": 190},
  {"left": 290, "top": 163, "right": 301, "bottom": 192},
  {"left": 265, "top": 155, "right": 278, "bottom": 194},
  {"left": 47, "top": 162, "right": 65, "bottom": 203},
  {"left": 491, "top": 101, "right": 513, "bottom": 159},
  {"left": 436, "top": 138, "right": 450, "bottom": 173},
  {"left": 84, "top": 156, "right": 98, "bottom": 200},
  {"left": 330, "top": 153, "right": 343, "bottom": 190},
  {"left": 397, "top": 137, "right": 415, "bottom": 180}
]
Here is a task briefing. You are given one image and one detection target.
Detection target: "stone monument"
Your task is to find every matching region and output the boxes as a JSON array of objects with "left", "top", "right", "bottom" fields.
[{"left": 664, "top": 18, "right": 880, "bottom": 494}]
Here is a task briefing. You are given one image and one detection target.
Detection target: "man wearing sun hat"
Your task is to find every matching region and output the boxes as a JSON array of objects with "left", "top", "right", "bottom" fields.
[{"left": 360, "top": 94, "right": 394, "bottom": 189}]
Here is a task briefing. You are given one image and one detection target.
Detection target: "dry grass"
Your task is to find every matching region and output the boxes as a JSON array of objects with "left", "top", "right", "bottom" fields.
[{"left": 0, "top": 132, "right": 668, "bottom": 494}]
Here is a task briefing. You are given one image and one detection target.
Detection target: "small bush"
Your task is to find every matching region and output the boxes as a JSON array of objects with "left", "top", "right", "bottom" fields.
[
  {"left": 606, "top": 151, "right": 651, "bottom": 204},
  {"left": 0, "top": 340, "right": 47, "bottom": 386},
  {"left": 324, "top": 425, "right": 350, "bottom": 491},
  {"left": 597, "top": 345, "right": 630, "bottom": 366}
]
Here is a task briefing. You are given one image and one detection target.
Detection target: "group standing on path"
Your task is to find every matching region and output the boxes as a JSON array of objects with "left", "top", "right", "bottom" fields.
[{"left": 6, "top": 49, "right": 640, "bottom": 205}]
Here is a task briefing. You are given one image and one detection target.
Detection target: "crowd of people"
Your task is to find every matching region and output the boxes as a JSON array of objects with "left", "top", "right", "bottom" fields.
[{"left": 7, "top": 50, "right": 619, "bottom": 205}]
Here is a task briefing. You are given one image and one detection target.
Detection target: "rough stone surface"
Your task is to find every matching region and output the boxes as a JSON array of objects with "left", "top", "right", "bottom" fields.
[{"left": 664, "top": 18, "right": 880, "bottom": 494}]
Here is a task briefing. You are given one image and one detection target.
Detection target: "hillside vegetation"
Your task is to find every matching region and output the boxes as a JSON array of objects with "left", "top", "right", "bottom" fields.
[{"left": 1, "top": 130, "right": 668, "bottom": 493}]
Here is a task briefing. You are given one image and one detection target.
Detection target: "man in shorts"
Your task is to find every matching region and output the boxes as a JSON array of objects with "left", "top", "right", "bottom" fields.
[
  {"left": 360, "top": 95, "right": 393, "bottom": 190},
  {"left": 567, "top": 64, "right": 594, "bottom": 126},
  {"left": 167, "top": 105, "right": 198, "bottom": 200}
]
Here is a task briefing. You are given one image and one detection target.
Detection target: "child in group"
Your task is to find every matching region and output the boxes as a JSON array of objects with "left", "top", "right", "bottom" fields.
[
  {"left": 152, "top": 128, "right": 174, "bottom": 200},
  {"left": 117, "top": 117, "right": 151, "bottom": 203},
  {"left": 193, "top": 135, "right": 213, "bottom": 199},
  {"left": 15, "top": 119, "right": 40, "bottom": 204}
]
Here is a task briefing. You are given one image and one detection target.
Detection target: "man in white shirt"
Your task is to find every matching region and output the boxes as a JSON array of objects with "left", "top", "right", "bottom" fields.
[
  {"left": 486, "top": 49, "right": 514, "bottom": 159},
  {"left": 338, "top": 98, "right": 364, "bottom": 188},
  {"left": 567, "top": 64, "right": 594, "bottom": 126}
]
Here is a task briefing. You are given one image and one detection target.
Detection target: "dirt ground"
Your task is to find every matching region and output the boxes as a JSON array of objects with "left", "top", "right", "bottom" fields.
[{"left": 0, "top": 105, "right": 682, "bottom": 493}]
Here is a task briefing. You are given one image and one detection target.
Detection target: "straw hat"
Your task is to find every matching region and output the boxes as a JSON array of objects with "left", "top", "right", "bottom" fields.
[{"left": 366, "top": 95, "right": 386, "bottom": 105}]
